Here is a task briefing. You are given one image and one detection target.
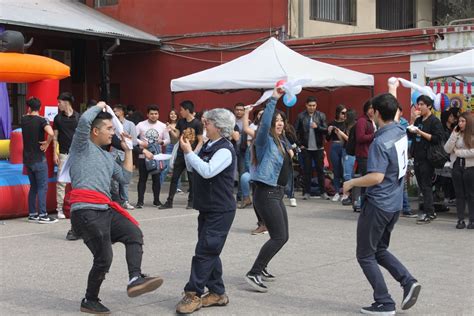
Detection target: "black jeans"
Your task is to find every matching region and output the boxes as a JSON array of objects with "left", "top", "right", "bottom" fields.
[
  {"left": 451, "top": 159, "right": 474, "bottom": 222},
  {"left": 302, "top": 149, "right": 325, "bottom": 195},
  {"left": 184, "top": 210, "right": 235, "bottom": 296},
  {"left": 251, "top": 182, "right": 263, "bottom": 224},
  {"left": 250, "top": 183, "right": 289, "bottom": 275},
  {"left": 167, "top": 156, "right": 193, "bottom": 204},
  {"left": 71, "top": 208, "right": 144, "bottom": 301},
  {"left": 236, "top": 150, "right": 246, "bottom": 199},
  {"left": 414, "top": 159, "right": 435, "bottom": 216},
  {"left": 137, "top": 158, "right": 162, "bottom": 205},
  {"left": 356, "top": 201, "right": 416, "bottom": 306}
]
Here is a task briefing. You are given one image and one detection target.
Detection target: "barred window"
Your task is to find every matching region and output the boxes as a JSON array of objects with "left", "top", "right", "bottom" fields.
[
  {"left": 310, "top": 0, "right": 357, "bottom": 25},
  {"left": 376, "top": 0, "right": 416, "bottom": 30},
  {"left": 95, "top": 0, "right": 118, "bottom": 8}
]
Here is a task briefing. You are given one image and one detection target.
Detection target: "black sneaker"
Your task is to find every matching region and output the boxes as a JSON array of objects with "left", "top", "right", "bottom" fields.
[
  {"left": 428, "top": 213, "right": 437, "bottom": 220},
  {"left": 153, "top": 201, "right": 162, "bottom": 207},
  {"left": 38, "top": 215, "right": 58, "bottom": 224},
  {"left": 467, "top": 221, "right": 474, "bottom": 229},
  {"left": 127, "top": 274, "right": 164, "bottom": 298},
  {"left": 135, "top": 203, "right": 144, "bottom": 209},
  {"left": 28, "top": 215, "right": 39, "bottom": 222},
  {"left": 261, "top": 268, "right": 276, "bottom": 282},
  {"left": 66, "top": 229, "right": 80, "bottom": 241},
  {"left": 360, "top": 302, "right": 395, "bottom": 315},
  {"left": 341, "top": 197, "right": 352, "bottom": 206},
  {"left": 80, "top": 298, "right": 110, "bottom": 314},
  {"left": 416, "top": 214, "right": 431, "bottom": 225},
  {"left": 245, "top": 273, "right": 268, "bottom": 293},
  {"left": 401, "top": 211, "right": 417, "bottom": 218},
  {"left": 456, "top": 220, "right": 466, "bottom": 229},
  {"left": 159, "top": 201, "right": 173, "bottom": 209},
  {"left": 186, "top": 202, "right": 193, "bottom": 210},
  {"left": 401, "top": 281, "right": 421, "bottom": 310}
]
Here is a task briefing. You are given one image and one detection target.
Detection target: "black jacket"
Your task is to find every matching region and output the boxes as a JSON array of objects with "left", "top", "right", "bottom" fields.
[
  {"left": 294, "top": 110, "right": 328, "bottom": 149},
  {"left": 409, "top": 114, "right": 444, "bottom": 161}
]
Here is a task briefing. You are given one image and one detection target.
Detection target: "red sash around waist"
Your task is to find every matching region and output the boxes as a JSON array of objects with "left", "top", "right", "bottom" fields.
[{"left": 70, "top": 188, "right": 139, "bottom": 226}]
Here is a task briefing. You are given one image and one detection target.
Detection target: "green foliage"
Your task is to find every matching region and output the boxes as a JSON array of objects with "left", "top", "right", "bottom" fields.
[{"left": 435, "top": 0, "right": 474, "bottom": 26}]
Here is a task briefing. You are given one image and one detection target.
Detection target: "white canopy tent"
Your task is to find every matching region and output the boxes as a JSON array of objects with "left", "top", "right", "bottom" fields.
[
  {"left": 425, "top": 49, "right": 474, "bottom": 79},
  {"left": 170, "top": 37, "right": 374, "bottom": 92}
]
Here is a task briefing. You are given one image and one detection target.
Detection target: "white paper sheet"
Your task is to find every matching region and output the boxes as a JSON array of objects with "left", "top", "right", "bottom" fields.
[{"left": 394, "top": 136, "right": 408, "bottom": 180}]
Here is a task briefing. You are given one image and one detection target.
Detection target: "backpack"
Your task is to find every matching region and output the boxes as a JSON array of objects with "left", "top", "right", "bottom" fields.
[
  {"left": 345, "top": 125, "right": 356, "bottom": 156},
  {"left": 427, "top": 137, "right": 449, "bottom": 169}
]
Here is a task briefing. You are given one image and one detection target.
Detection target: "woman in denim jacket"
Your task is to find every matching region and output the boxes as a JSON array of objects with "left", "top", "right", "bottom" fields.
[{"left": 245, "top": 87, "right": 293, "bottom": 292}]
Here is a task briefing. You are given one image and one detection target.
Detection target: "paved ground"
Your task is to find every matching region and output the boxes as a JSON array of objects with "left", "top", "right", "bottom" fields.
[{"left": 1, "top": 177, "right": 473, "bottom": 315}]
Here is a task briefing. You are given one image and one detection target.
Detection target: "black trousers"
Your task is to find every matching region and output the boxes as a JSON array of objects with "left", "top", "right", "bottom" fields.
[
  {"left": 414, "top": 159, "right": 435, "bottom": 215},
  {"left": 184, "top": 210, "right": 235, "bottom": 296},
  {"left": 71, "top": 208, "right": 144, "bottom": 301},
  {"left": 251, "top": 182, "right": 263, "bottom": 224},
  {"left": 250, "top": 183, "right": 289, "bottom": 275},
  {"left": 451, "top": 159, "right": 474, "bottom": 222},
  {"left": 356, "top": 201, "right": 416, "bottom": 306},
  {"left": 137, "top": 158, "right": 161, "bottom": 205},
  {"left": 302, "top": 149, "right": 325, "bottom": 195},
  {"left": 167, "top": 156, "right": 193, "bottom": 204}
]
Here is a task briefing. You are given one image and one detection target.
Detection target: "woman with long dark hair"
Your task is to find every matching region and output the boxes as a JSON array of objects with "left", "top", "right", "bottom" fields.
[
  {"left": 444, "top": 112, "right": 474, "bottom": 229},
  {"left": 341, "top": 109, "right": 357, "bottom": 204},
  {"left": 327, "top": 104, "right": 347, "bottom": 201},
  {"left": 245, "top": 87, "right": 292, "bottom": 292}
]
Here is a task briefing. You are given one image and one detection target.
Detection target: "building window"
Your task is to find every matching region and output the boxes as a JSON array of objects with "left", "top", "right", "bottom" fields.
[
  {"left": 376, "top": 0, "right": 416, "bottom": 30},
  {"left": 310, "top": 0, "right": 357, "bottom": 25},
  {"left": 95, "top": 0, "right": 118, "bottom": 8}
]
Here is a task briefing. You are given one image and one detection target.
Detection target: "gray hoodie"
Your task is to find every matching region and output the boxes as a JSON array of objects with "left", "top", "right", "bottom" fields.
[{"left": 69, "top": 106, "right": 132, "bottom": 211}]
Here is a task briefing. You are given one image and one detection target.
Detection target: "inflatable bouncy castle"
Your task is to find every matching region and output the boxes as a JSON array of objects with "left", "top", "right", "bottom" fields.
[{"left": 0, "top": 30, "right": 70, "bottom": 219}]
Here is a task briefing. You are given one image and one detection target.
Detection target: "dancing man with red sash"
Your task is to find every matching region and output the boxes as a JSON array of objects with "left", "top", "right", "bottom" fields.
[{"left": 69, "top": 101, "right": 163, "bottom": 314}]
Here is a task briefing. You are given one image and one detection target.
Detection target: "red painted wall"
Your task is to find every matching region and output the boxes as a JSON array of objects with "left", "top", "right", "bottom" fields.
[{"left": 92, "top": 0, "right": 287, "bottom": 37}]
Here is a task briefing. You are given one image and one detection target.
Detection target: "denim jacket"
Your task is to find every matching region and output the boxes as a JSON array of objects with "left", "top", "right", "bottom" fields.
[{"left": 250, "top": 97, "right": 286, "bottom": 186}]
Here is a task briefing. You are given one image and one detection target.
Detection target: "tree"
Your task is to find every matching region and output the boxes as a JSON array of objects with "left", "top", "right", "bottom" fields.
[{"left": 435, "top": 0, "right": 474, "bottom": 26}]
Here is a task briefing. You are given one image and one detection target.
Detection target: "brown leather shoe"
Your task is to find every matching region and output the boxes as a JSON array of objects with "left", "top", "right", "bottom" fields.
[
  {"left": 251, "top": 225, "right": 268, "bottom": 235},
  {"left": 176, "top": 292, "right": 202, "bottom": 314},
  {"left": 239, "top": 197, "right": 252, "bottom": 209},
  {"left": 201, "top": 292, "right": 229, "bottom": 307}
]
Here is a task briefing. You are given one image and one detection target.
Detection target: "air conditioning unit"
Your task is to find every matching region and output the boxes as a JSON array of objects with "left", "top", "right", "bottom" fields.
[{"left": 44, "top": 49, "right": 71, "bottom": 66}]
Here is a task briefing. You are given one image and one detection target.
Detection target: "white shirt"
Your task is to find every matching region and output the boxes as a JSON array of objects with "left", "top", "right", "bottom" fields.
[{"left": 184, "top": 138, "right": 232, "bottom": 179}]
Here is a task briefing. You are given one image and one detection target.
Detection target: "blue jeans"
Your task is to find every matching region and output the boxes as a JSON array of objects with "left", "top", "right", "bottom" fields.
[
  {"left": 160, "top": 144, "right": 181, "bottom": 190},
  {"left": 111, "top": 159, "right": 130, "bottom": 203},
  {"left": 330, "top": 142, "right": 344, "bottom": 192},
  {"left": 284, "top": 167, "right": 295, "bottom": 198},
  {"left": 240, "top": 172, "right": 251, "bottom": 198},
  {"left": 25, "top": 159, "right": 48, "bottom": 216},
  {"left": 343, "top": 153, "right": 356, "bottom": 181},
  {"left": 402, "top": 186, "right": 411, "bottom": 213}
]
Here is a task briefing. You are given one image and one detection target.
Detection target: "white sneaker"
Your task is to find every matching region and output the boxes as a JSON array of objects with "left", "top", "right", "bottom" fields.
[
  {"left": 321, "top": 193, "right": 330, "bottom": 200},
  {"left": 331, "top": 193, "right": 340, "bottom": 202},
  {"left": 57, "top": 210, "right": 66, "bottom": 219},
  {"left": 289, "top": 198, "right": 297, "bottom": 207},
  {"left": 123, "top": 201, "right": 135, "bottom": 210}
]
